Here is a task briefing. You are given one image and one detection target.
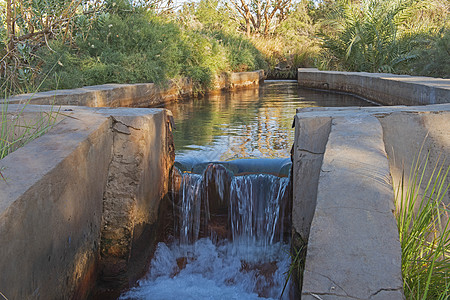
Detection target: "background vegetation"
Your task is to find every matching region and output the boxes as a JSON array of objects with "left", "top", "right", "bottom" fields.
[{"left": 1, "top": 0, "right": 449, "bottom": 96}]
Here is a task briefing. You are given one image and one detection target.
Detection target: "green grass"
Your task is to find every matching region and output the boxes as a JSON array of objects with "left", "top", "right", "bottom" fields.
[
  {"left": 1, "top": 102, "right": 60, "bottom": 160},
  {"left": 1, "top": 82, "right": 61, "bottom": 181},
  {"left": 395, "top": 153, "right": 450, "bottom": 299},
  {"left": 281, "top": 233, "right": 307, "bottom": 298}
]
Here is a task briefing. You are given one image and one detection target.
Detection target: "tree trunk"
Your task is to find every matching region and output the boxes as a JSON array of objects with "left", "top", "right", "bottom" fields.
[
  {"left": 256, "top": 0, "right": 262, "bottom": 33},
  {"left": 6, "top": 0, "right": 15, "bottom": 54},
  {"left": 245, "top": 11, "right": 251, "bottom": 36},
  {"left": 264, "top": 14, "right": 269, "bottom": 36}
]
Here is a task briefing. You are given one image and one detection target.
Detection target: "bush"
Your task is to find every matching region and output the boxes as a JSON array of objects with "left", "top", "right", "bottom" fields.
[
  {"left": 410, "top": 28, "right": 450, "bottom": 78},
  {"left": 193, "top": 0, "right": 238, "bottom": 32},
  {"left": 208, "top": 31, "right": 267, "bottom": 72},
  {"left": 317, "top": 0, "right": 450, "bottom": 77},
  {"left": 33, "top": 5, "right": 265, "bottom": 92},
  {"left": 319, "top": 0, "right": 418, "bottom": 73},
  {"left": 261, "top": 1, "right": 320, "bottom": 78}
]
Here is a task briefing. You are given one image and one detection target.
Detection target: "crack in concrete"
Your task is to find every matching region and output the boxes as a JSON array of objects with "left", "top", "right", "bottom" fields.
[
  {"left": 304, "top": 291, "right": 361, "bottom": 300},
  {"left": 305, "top": 271, "right": 402, "bottom": 300},
  {"left": 312, "top": 271, "right": 351, "bottom": 298},
  {"left": 110, "top": 116, "right": 141, "bottom": 131},
  {"left": 297, "top": 148, "right": 324, "bottom": 155},
  {"left": 321, "top": 206, "right": 390, "bottom": 215},
  {"left": 369, "top": 287, "right": 403, "bottom": 299}
]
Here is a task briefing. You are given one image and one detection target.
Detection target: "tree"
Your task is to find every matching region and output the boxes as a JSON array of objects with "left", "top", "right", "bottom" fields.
[
  {"left": 227, "top": 0, "right": 293, "bottom": 36},
  {"left": 0, "top": 0, "right": 173, "bottom": 93}
]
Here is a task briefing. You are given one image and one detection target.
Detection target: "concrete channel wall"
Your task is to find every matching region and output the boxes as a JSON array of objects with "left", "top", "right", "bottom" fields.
[
  {"left": 3, "top": 70, "right": 264, "bottom": 107},
  {"left": 0, "top": 105, "right": 174, "bottom": 299},
  {"left": 293, "top": 104, "right": 450, "bottom": 300},
  {"left": 298, "top": 68, "right": 450, "bottom": 106},
  {"left": 0, "top": 70, "right": 264, "bottom": 299}
]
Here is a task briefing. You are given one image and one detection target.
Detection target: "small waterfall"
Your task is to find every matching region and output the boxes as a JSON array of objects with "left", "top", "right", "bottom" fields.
[
  {"left": 120, "top": 162, "right": 292, "bottom": 300},
  {"left": 171, "top": 163, "right": 290, "bottom": 247},
  {"left": 177, "top": 173, "right": 203, "bottom": 245},
  {"left": 230, "top": 174, "right": 289, "bottom": 248}
]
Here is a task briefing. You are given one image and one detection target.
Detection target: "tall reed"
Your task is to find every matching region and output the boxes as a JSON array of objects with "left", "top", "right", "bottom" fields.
[{"left": 395, "top": 153, "right": 450, "bottom": 299}]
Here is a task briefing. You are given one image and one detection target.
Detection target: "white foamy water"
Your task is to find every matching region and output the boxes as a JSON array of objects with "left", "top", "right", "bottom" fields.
[{"left": 119, "top": 238, "right": 291, "bottom": 300}]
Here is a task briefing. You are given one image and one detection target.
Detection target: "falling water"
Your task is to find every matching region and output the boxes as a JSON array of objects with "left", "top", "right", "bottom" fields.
[
  {"left": 120, "top": 163, "right": 292, "bottom": 300},
  {"left": 230, "top": 174, "right": 289, "bottom": 249},
  {"left": 177, "top": 173, "right": 203, "bottom": 245}
]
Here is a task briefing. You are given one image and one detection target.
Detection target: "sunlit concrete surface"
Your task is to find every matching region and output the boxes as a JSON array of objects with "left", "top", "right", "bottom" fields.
[
  {"left": 2, "top": 70, "right": 264, "bottom": 108},
  {"left": 298, "top": 68, "right": 450, "bottom": 105},
  {"left": 293, "top": 104, "right": 450, "bottom": 300}
]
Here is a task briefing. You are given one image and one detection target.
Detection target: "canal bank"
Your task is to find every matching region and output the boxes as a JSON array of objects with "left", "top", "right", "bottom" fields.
[{"left": 0, "top": 71, "right": 448, "bottom": 299}]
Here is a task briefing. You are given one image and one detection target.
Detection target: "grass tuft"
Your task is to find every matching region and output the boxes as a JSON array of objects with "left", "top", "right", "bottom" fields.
[
  {"left": 1, "top": 77, "right": 61, "bottom": 181},
  {"left": 395, "top": 152, "right": 450, "bottom": 299},
  {"left": 281, "top": 233, "right": 307, "bottom": 299}
]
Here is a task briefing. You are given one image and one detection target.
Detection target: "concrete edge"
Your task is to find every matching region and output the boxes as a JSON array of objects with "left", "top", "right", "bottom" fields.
[
  {"left": 2, "top": 70, "right": 264, "bottom": 108},
  {"left": 297, "top": 68, "right": 450, "bottom": 106}
]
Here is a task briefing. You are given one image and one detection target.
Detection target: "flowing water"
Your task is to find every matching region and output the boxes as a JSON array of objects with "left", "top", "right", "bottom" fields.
[{"left": 119, "top": 81, "right": 375, "bottom": 300}]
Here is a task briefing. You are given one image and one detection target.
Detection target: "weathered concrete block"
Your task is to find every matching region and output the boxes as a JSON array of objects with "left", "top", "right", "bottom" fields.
[
  {"left": 0, "top": 108, "right": 112, "bottom": 300},
  {"left": 99, "top": 109, "right": 175, "bottom": 287},
  {"left": 301, "top": 114, "right": 403, "bottom": 299},
  {"left": 294, "top": 104, "right": 450, "bottom": 299},
  {"left": 298, "top": 68, "right": 450, "bottom": 106},
  {"left": 0, "top": 105, "right": 174, "bottom": 299},
  {"left": 378, "top": 111, "right": 450, "bottom": 217},
  {"left": 3, "top": 70, "right": 264, "bottom": 108},
  {"left": 292, "top": 116, "right": 331, "bottom": 240}
]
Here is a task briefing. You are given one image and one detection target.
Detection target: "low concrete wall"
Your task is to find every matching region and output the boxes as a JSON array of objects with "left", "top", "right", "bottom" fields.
[
  {"left": 3, "top": 70, "right": 264, "bottom": 108},
  {"left": 293, "top": 104, "right": 450, "bottom": 299},
  {"left": 0, "top": 105, "right": 174, "bottom": 299},
  {"left": 298, "top": 68, "right": 450, "bottom": 106},
  {"left": 292, "top": 116, "right": 331, "bottom": 240},
  {"left": 0, "top": 69, "right": 263, "bottom": 299}
]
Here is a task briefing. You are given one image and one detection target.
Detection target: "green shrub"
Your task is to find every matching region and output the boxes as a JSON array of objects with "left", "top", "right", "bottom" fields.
[
  {"left": 410, "top": 28, "right": 450, "bottom": 78},
  {"left": 194, "top": 0, "right": 238, "bottom": 32},
  {"left": 208, "top": 31, "right": 267, "bottom": 72},
  {"left": 33, "top": 5, "right": 263, "bottom": 92},
  {"left": 320, "top": 0, "right": 418, "bottom": 73}
]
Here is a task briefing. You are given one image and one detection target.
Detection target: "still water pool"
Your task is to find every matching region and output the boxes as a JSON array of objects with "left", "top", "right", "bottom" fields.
[{"left": 164, "top": 80, "right": 374, "bottom": 164}]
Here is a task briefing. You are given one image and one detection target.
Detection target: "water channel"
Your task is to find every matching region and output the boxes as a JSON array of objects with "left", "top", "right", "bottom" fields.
[{"left": 119, "top": 80, "right": 375, "bottom": 300}]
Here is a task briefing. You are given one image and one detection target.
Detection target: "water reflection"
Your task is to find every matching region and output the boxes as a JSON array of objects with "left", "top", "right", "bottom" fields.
[{"left": 163, "top": 80, "right": 374, "bottom": 163}]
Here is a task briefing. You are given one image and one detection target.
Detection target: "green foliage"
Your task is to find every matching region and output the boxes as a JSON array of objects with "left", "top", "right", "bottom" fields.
[
  {"left": 209, "top": 31, "right": 267, "bottom": 72},
  {"left": 317, "top": 0, "right": 450, "bottom": 77},
  {"left": 320, "top": 0, "right": 419, "bottom": 73},
  {"left": 0, "top": 102, "right": 60, "bottom": 161},
  {"left": 276, "top": 1, "right": 316, "bottom": 46},
  {"left": 194, "top": 0, "right": 238, "bottom": 32},
  {"left": 280, "top": 232, "right": 307, "bottom": 298},
  {"left": 36, "top": 8, "right": 242, "bottom": 91},
  {"left": 2, "top": 0, "right": 267, "bottom": 94},
  {"left": 2, "top": 0, "right": 450, "bottom": 93},
  {"left": 410, "top": 28, "right": 450, "bottom": 78},
  {"left": 395, "top": 153, "right": 450, "bottom": 299},
  {"left": 262, "top": 0, "right": 320, "bottom": 78}
]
